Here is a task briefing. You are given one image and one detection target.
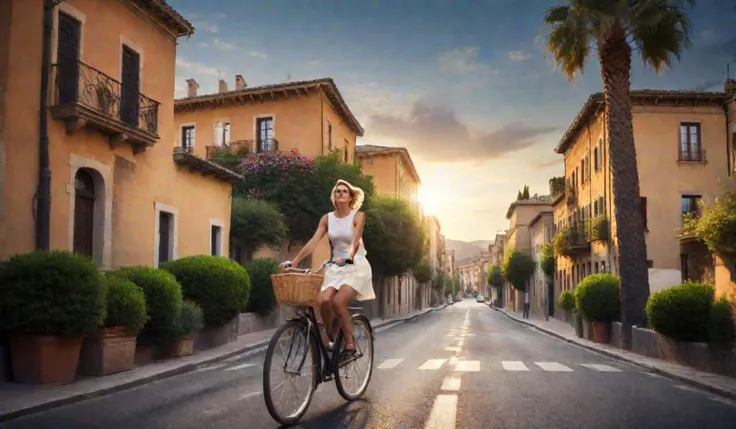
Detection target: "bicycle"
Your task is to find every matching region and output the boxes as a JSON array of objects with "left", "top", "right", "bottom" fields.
[{"left": 263, "top": 259, "right": 375, "bottom": 426}]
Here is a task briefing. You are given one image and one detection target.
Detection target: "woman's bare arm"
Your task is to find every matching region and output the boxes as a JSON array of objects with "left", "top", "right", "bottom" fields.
[
  {"left": 347, "top": 211, "right": 366, "bottom": 260},
  {"left": 291, "top": 215, "right": 328, "bottom": 266}
]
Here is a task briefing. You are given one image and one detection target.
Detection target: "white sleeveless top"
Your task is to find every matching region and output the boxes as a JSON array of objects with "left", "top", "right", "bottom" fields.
[{"left": 327, "top": 210, "right": 367, "bottom": 260}]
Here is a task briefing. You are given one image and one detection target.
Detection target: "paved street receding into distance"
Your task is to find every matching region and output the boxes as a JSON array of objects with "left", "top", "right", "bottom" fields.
[{"left": 5, "top": 299, "right": 736, "bottom": 429}]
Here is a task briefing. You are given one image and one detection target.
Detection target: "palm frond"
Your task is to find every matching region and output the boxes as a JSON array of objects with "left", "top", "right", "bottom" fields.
[
  {"left": 544, "top": 4, "right": 594, "bottom": 80},
  {"left": 629, "top": 0, "right": 693, "bottom": 74}
]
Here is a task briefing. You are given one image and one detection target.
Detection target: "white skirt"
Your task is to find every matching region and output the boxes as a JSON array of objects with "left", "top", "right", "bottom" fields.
[{"left": 321, "top": 256, "right": 375, "bottom": 301}]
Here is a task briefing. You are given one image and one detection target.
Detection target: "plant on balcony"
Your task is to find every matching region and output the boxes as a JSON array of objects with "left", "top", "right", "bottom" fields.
[
  {"left": 587, "top": 216, "right": 609, "bottom": 242},
  {"left": 501, "top": 249, "right": 536, "bottom": 291},
  {"left": 682, "top": 190, "right": 736, "bottom": 260},
  {"left": 549, "top": 176, "right": 565, "bottom": 197},
  {"left": 552, "top": 227, "right": 572, "bottom": 256},
  {"left": 230, "top": 198, "right": 287, "bottom": 262},
  {"left": 540, "top": 243, "right": 555, "bottom": 277},
  {"left": 95, "top": 84, "right": 115, "bottom": 114}
]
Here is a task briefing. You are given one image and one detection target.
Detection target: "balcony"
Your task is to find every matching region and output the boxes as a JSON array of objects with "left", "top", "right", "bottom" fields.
[
  {"left": 552, "top": 222, "right": 590, "bottom": 257},
  {"left": 677, "top": 148, "right": 707, "bottom": 164},
  {"left": 50, "top": 61, "right": 160, "bottom": 153},
  {"left": 566, "top": 186, "right": 576, "bottom": 205},
  {"left": 204, "top": 139, "right": 280, "bottom": 159},
  {"left": 585, "top": 216, "right": 609, "bottom": 242}
]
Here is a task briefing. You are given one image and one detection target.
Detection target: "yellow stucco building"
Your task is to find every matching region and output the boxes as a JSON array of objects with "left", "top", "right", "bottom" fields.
[
  {"left": 0, "top": 0, "right": 236, "bottom": 268},
  {"left": 552, "top": 89, "right": 735, "bottom": 310},
  {"left": 172, "top": 77, "right": 364, "bottom": 268},
  {"left": 356, "top": 144, "right": 425, "bottom": 316}
]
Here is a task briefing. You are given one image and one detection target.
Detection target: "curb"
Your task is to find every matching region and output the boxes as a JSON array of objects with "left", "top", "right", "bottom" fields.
[
  {"left": 488, "top": 304, "right": 736, "bottom": 401},
  {"left": 0, "top": 305, "right": 444, "bottom": 422}
]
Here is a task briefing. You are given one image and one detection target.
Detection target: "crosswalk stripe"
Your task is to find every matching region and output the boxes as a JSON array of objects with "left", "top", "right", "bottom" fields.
[
  {"left": 226, "top": 363, "right": 256, "bottom": 371},
  {"left": 377, "top": 358, "right": 404, "bottom": 369},
  {"left": 501, "top": 361, "right": 529, "bottom": 371},
  {"left": 535, "top": 362, "right": 573, "bottom": 372},
  {"left": 580, "top": 363, "right": 622, "bottom": 372},
  {"left": 455, "top": 360, "right": 480, "bottom": 372},
  {"left": 419, "top": 359, "right": 447, "bottom": 370},
  {"left": 441, "top": 377, "right": 462, "bottom": 391}
]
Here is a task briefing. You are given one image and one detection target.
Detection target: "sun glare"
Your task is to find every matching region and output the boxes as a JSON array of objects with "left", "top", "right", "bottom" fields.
[{"left": 418, "top": 187, "right": 439, "bottom": 214}]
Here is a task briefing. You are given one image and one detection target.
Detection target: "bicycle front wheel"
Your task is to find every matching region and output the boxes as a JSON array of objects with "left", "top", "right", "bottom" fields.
[
  {"left": 334, "top": 315, "right": 374, "bottom": 401},
  {"left": 263, "top": 319, "right": 318, "bottom": 425}
]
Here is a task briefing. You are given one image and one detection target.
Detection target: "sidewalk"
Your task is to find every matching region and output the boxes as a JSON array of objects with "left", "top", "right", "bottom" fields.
[
  {"left": 489, "top": 304, "right": 736, "bottom": 401},
  {"left": 0, "top": 304, "right": 446, "bottom": 422}
]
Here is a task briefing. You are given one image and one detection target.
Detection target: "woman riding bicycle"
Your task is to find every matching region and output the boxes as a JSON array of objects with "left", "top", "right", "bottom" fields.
[{"left": 281, "top": 179, "right": 375, "bottom": 363}]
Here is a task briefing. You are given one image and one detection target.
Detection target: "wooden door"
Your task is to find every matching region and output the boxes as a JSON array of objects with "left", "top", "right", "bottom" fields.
[
  {"left": 120, "top": 46, "right": 140, "bottom": 127},
  {"left": 57, "top": 12, "right": 81, "bottom": 105}
]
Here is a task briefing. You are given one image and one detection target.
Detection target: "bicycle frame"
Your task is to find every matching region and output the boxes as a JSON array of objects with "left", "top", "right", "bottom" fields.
[{"left": 281, "top": 259, "right": 367, "bottom": 385}]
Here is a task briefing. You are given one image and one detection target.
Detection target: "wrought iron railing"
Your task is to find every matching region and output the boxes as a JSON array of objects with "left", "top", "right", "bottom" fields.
[
  {"left": 51, "top": 60, "right": 160, "bottom": 135},
  {"left": 678, "top": 147, "right": 707, "bottom": 162},
  {"left": 205, "top": 139, "right": 280, "bottom": 159}
]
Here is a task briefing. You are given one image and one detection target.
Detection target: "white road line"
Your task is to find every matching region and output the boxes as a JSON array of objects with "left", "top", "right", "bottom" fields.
[
  {"left": 455, "top": 360, "right": 480, "bottom": 372},
  {"left": 535, "top": 362, "right": 573, "bottom": 372},
  {"left": 445, "top": 346, "right": 461, "bottom": 352},
  {"left": 502, "top": 361, "right": 529, "bottom": 371},
  {"left": 226, "top": 363, "right": 256, "bottom": 371},
  {"left": 449, "top": 356, "right": 458, "bottom": 365},
  {"left": 425, "top": 394, "right": 458, "bottom": 429},
  {"left": 456, "top": 339, "right": 464, "bottom": 347},
  {"left": 441, "top": 377, "right": 462, "bottom": 391},
  {"left": 238, "top": 391, "right": 262, "bottom": 400},
  {"left": 419, "top": 359, "right": 447, "bottom": 370},
  {"left": 580, "top": 363, "right": 622, "bottom": 372},
  {"left": 674, "top": 384, "right": 698, "bottom": 393},
  {"left": 192, "top": 363, "right": 228, "bottom": 373},
  {"left": 377, "top": 358, "right": 404, "bottom": 369}
]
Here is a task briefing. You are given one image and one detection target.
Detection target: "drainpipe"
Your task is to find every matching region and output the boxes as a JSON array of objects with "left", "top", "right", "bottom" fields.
[
  {"left": 36, "top": 0, "right": 55, "bottom": 250},
  {"left": 724, "top": 100, "right": 734, "bottom": 178}
]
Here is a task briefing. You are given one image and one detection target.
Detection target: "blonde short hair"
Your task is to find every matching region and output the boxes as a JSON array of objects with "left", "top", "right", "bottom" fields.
[{"left": 330, "top": 179, "right": 364, "bottom": 210}]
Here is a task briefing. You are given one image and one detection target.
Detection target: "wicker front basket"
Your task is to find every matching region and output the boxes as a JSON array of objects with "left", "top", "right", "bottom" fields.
[{"left": 270, "top": 273, "right": 324, "bottom": 307}]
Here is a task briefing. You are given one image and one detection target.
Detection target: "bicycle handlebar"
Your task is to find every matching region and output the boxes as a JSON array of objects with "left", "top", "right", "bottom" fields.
[{"left": 282, "top": 258, "right": 353, "bottom": 275}]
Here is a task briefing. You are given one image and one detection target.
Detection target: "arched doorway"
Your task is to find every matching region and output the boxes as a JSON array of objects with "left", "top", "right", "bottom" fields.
[{"left": 73, "top": 169, "right": 95, "bottom": 258}]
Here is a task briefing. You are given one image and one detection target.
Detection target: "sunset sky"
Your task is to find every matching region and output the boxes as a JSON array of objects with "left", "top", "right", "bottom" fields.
[{"left": 169, "top": 0, "right": 735, "bottom": 242}]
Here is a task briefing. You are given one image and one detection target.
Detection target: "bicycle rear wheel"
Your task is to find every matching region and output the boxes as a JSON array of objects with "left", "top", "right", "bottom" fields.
[
  {"left": 334, "top": 315, "right": 374, "bottom": 401},
  {"left": 263, "top": 319, "right": 318, "bottom": 425}
]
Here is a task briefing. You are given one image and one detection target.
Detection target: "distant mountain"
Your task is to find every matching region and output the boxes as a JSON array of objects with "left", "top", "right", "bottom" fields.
[{"left": 446, "top": 239, "right": 490, "bottom": 263}]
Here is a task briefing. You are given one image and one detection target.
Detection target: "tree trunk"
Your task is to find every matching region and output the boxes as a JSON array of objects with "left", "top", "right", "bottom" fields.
[{"left": 599, "top": 28, "right": 651, "bottom": 350}]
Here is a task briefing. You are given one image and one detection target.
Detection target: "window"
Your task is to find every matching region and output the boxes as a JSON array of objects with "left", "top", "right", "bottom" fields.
[
  {"left": 214, "top": 121, "right": 230, "bottom": 146},
  {"left": 344, "top": 139, "right": 349, "bottom": 162},
  {"left": 681, "top": 195, "right": 701, "bottom": 223},
  {"left": 57, "top": 11, "right": 82, "bottom": 105},
  {"left": 256, "top": 117, "right": 274, "bottom": 152},
  {"left": 641, "top": 196, "right": 648, "bottom": 230},
  {"left": 595, "top": 262, "right": 599, "bottom": 273},
  {"left": 600, "top": 261, "right": 606, "bottom": 273},
  {"left": 594, "top": 147, "right": 599, "bottom": 171},
  {"left": 181, "top": 125, "right": 195, "bottom": 151},
  {"left": 328, "top": 123, "right": 333, "bottom": 150},
  {"left": 158, "top": 212, "right": 174, "bottom": 264},
  {"left": 211, "top": 225, "right": 222, "bottom": 256},
  {"left": 679, "top": 123, "right": 702, "bottom": 161},
  {"left": 647, "top": 260, "right": 654, "bottom": 269}
]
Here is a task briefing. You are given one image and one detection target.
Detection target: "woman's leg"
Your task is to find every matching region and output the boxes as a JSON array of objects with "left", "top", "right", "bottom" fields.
[
  {"left": 332, "top": 285, "right": 358, "bottom": 350},
  {"left": 318, "top": 288, "right": 338, "bottom": 342}
]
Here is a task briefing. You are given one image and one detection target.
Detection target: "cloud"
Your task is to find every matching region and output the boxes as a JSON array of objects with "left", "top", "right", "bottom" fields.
[
  {"left": 176, "top": 58, "right": 220, "bottom": 77},
  {"left": 508, "top": 50, "right": 532, "bottom": 61},
  {"left": 534, "top": 158, "right": 562, "bottom": 169},
  {"left": 367, "top": 100, "right": 557, "bottom": 162},
  {"left": 438, "top": 46, "right": 483, "bottom": 74},
  {"left": 249, "top": 51, "right": 268, "bottom": 59},
  {"left": 214, "top": 38, "right": 234, "bottom": 50}
]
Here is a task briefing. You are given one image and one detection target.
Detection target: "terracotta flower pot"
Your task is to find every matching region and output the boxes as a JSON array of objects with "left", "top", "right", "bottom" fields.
[
  {"left": 8, "top": 334, "right": 83, "bottom": 385},
  {"left": 77, "top": 326, "right": 138, "bottom": 376},
  {"left": 163, "top": 336, "right": 194, "bottom": 359},
  {"left": 592, "top": 321, "right": 611, "bottom": 344}
]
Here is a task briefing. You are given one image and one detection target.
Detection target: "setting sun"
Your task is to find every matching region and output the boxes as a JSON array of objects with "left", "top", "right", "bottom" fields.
[{"left": 418, "top": 187, "right": 440, "bottom": 214}]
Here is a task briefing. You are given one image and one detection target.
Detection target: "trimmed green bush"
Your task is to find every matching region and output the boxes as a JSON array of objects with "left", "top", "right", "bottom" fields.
[
  {"left": 413, "top": 259, "right": 433, "bottom": 284},
  {"left": 164, "top": 300, "right": 204, "bottom": 341},
  {"left": 575, "top": 274, "right": 620, "bottom": 322},
  {"left": 708, "top": 296, "right": 735, "bottom": 345},
  {"left": 558, "top": 290, "right": 576, "bottom": 311},
  {"left": 0, "top": 250, "right": 107, "bottom": 336},
  {"left": 244, "top": 258, "right": 280, "bottom": 316},
  {"left": 108, "top": 266, "right": 183, "bottom": 343},
  {"left": 646, "top": 281, "right": 714, "bottom": 342},
  {"left": 103, "top": 274, "right": 149, "bottom": 335},
  {"left": 161, "top": 255, "right": 250, "bottom": 327}
]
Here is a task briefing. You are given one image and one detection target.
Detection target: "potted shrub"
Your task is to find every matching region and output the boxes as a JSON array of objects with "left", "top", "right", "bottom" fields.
[
  {"left": 160, "top": 255, "right": 250, "bottom": 350},
  {"left": 244, "top": 258, "right": 280, "bottom": 317},
  {"left": 108, "top": 266, "right": 183, "bottom": 364},
  {"left": 558, "top": 290, "right": 575, "bottom": 323},
  {"left": 77, "top": 275, "right": 149, "bottom": 376},
  {"left": 575, "top": 274, "right": 620, "bottom": 343},
  {"left": 0, "top": 250, "right": 106, "bottom": 384},
  {"left": 162, "top": 301, "right": 204, "bottom": 358},
  {"left": 646, "top": 281, "right": 714, "bottom": 343}
]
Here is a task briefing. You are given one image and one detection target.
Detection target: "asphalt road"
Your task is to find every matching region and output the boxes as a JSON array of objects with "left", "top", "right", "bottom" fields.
[{"left": 5, "top": 299, "right": 736, "bottom": 429}]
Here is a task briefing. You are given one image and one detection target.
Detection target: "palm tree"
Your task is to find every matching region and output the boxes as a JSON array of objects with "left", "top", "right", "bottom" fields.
[{"left": 543, "top": 0, "right": 695, "bottom": 349}]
